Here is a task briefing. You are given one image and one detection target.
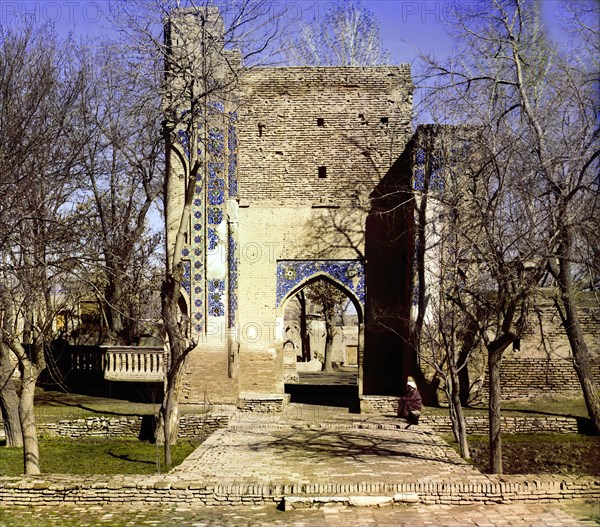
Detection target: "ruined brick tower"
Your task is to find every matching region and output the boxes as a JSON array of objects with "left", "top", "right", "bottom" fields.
[{"left": 165, "top": 8, "right": 415, "bottom": 408}]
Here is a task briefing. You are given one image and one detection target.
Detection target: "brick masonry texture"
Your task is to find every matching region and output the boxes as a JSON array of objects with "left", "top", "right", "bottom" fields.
[
  {"left": 34, "top": 414, "right": 228, "bottom": 440},
  {"left": 483, "top": 358, "right": 600, "bottom": 399},
  {"left": 172, "top": 63, "right": 414, "bottom": 404},
  {"left": 165, "top": 11, "right": 599, "bottom": 407},
  {"left": 0, "top": 471, "right": 597, "bottom": 508},
  {"left": 236, "top": 66, "right": 412, "bottom": 204}
]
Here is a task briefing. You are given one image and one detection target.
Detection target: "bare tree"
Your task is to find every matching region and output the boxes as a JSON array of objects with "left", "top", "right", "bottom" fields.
[
  {"left": 543, "top": 0, "right": 600, "bottom": 434},
  {"left": 75, "top": 40, "right": 164, "bottom": 344},
  {"left": 0, "top": 342, "right": 22, "bottom": 447},
  {"left": 0, "top": 23, "right": 87, "bottom": 472},
  {"left": 413, "top": 126, "right": 485, "bottom": 460},
  {"left": 304, "top": 281, "right": 348, "bottom": 372},
  {"left": 108, "top": 0, "right": 283, "bottom": 467},
  {"left": 418, "top": 0, "right": 599, "bottom": 472},
  {"left": 285, "top": 0, "right": 391, "bottom": 66}
]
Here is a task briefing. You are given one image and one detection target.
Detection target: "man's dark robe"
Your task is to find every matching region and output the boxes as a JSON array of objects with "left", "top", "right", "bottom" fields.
[{"left": 397, "top": 387, "right": 422, "bottom": 419}]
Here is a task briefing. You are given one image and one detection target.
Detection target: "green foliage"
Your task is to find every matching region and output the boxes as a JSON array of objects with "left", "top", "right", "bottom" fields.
[{"left": 304, "top": 281, "right": 348, "bottom": 313}]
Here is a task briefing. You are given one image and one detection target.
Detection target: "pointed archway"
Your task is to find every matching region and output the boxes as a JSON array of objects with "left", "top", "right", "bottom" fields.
[{"left": 278, "top": 266, "right": 363, "bottom": 411}]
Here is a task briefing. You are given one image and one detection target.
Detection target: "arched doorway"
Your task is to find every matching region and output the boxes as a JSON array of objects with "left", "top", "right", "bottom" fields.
[{"left": 279, "top": 272, "right": 363, "bottom": 410}]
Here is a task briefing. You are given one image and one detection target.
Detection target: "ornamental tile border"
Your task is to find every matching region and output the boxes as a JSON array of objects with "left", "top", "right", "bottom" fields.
[{"left": 276, "top": 260, "right": 365, "bottom": 307}]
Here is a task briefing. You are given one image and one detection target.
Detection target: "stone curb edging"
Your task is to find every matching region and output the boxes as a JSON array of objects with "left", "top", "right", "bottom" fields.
[{"left": 1, "top": 475, "right": 598, "bottom": 508}]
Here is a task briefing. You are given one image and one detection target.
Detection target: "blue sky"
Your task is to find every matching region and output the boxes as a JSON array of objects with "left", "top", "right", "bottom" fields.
[{"left": 1, "top": 0, "right": 571, "bottom": 63}]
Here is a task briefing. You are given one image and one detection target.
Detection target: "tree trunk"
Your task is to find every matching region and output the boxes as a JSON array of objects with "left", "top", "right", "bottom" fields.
[
  {"left": 159, "top": 354, "right": 187, "bottom": 468},
  {"left": 0, "top": 343, "right": 23, "bottom": 447},
  {"left": 157, "top": 261, "right": 193, "bottom": 468},
  {"left": 449, "top": 367, "right": 470, "bottom": 459},
  {"left": 458, "top": 319, "right": 479, "bottom": 406},
  {"left": 19, "top": 363, "right": 41, "bottom": 474},
  {"left": 323, "top": 306, "right": 334, "bottom": 372},
  {"left": 487, "top": 340, "right": 509, "bottom": 474},
  {"left": 298, "top": 291, "right": 311, "bottom": 362},
  {"left": 554, "top": 227, "right": 600, "bottom": 433}
]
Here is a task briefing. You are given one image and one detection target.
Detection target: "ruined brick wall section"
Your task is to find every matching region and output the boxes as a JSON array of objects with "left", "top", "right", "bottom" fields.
[
  {"left": 236, "top": 66, "right": 413, "bottom": 205},
  {"left": 519, "top": 303, "right": 600, "bottom": 360},
  {"left": 482, "top": 304, "right": 600, "bottom": 399},
  {"left": 227, "top": 66, "right": 413, "bottom": 400}
]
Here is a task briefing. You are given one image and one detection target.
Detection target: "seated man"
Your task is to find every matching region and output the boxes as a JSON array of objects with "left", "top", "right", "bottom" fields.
[{"left": 397, "top": 377, "right": 422, "bottom": 427}]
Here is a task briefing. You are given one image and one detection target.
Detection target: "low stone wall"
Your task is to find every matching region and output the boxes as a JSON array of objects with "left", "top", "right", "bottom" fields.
[
  {"left": 237, "top": 394, "right": 290, "bottom": 413},
  {"left": 0, "top": 474, "right": 597, "bottom": 507},
  {"left": 29, "top": 406, "right": 583, "bottom": 439},
  {"left": 360, "top": 395, "right": 398, "bottom": 414},
  {"left": 38, "top": 417, "right": 143, "bottom": 439},
  {"left": 359, "top": 396, "right": 583, "bottom": 434},
  {"left": 35, "top": 414, "right": 228, "bottom": 440},
  {"left": 421, "top": 415, "right": 581, "bottom": 435}
]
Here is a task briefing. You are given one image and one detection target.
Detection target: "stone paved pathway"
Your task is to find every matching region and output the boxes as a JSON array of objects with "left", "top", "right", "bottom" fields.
[
  {"left": 2, "top": 402, "right": 598, "bottom": 526},
  {"left": 172, "top": 423, "right": 484, "bottom": 485},
  {"left": 0, "top": 500, "right": 598, "bottom": 526}
]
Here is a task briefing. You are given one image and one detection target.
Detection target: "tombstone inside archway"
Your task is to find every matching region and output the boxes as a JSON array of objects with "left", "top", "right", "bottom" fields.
[{"left": 283, "top": 277, "right": 360, "bottom": 409}]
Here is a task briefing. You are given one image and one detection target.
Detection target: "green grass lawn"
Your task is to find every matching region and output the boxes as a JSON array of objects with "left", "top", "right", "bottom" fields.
[
  {"left": 0, "top": 437, "right": 201, "bottom": 476},
  {"left": 444, "top": 433, "right": 600, "bottom": 475}
]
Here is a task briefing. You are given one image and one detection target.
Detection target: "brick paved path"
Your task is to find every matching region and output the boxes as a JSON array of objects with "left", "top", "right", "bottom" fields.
[
  {"left": 1, "top": 403, "right": 598, "bottom": 525},
  {"left": 0, "top": 501, "right": 597, "bottom": 526},
  {"left": 172, "top": 421, "right": 484, "bottom": 485}
]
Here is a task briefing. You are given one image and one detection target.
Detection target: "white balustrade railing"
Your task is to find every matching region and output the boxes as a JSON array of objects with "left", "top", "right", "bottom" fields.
[{"left": 103, "top": 346, "right": 167, "bottom": 382}]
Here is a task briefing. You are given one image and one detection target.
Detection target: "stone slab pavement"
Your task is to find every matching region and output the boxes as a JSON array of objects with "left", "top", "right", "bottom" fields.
[
  {"left": 0, "top": 500, "right": 598, "bottom": 526},
  {"left": 172, "top": 414, "right": 484, "bottom": 486}
]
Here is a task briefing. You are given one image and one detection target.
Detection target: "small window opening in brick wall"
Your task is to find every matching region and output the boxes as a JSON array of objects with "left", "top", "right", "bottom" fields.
[
  {"left": 513, "top": 338, "right": 521, "bottom": 351},
  {"left": 380, "top": 117, "right": 389, "bottom": 125},
  {"left": 317, "top": 117, "right": 325, "bottom": 127},
  {"left": 258, "top": 123, "right": 265, "bottom": 137},
  {"left": 318, "top": 166, "right": 327, "bottom": 178}
]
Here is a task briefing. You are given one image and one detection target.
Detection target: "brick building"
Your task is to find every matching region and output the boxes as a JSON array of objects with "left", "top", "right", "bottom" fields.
[
  {"left": 164, "top": 8, "right": 598, "bottom": 408},
  {"left": 165, "top": 8, "right": 414, "bottom": 406}
]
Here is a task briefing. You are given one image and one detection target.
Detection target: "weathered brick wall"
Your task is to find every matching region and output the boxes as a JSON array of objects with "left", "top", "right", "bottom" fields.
[
  {"left": 519, "top": 303, "right": 600, "bottom": 360},
  {"left": 360, "top": 396, "right": 585, "bottom": 434},
  {"left": 490, "top": 303, "right": 599, "bottom": 399},
  {"left": 233, "top": 67, "right": 412, "bottom": 401},
  {"left": 165, "top": 62, "right": 414, "bottom": 405},
  {"left": 237, "top": 66, "right": 412, "bottom": 204},
  {"left": 418, "top": 301, "right": 599, "bottom": 403},
  {"left": 484, "top": 358, "right": 600, "bottom": 400}
]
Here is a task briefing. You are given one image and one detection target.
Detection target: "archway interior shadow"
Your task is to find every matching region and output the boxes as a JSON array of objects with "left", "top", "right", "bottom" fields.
[{"left": 284, "top": 382, "right": 360, "bottom": 413}]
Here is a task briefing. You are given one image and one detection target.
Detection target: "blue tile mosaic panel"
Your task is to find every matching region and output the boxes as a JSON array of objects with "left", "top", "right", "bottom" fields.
[
  {"left": 228, "top": 233, "right": 238, "bottom": 328},
  {"left": 208, "top": 207, "right": 223, "bottom": 225},
  {"left": 177, "top": 130, "right": 190, "bottom": 159},
  {"left": 208, "top": 128, "right": 224, "bottom": 159},
  {"left": 276, "top": 260, "right": 365, "bottom": 307},
  {"left": 228, "top": 112, "right": 238, "bottom": 198},
  {"left": 209, "top": 101, "right": 225, "bottom": 115},
  {"left": 182, "top": 260, "right": 191, "bottom": 296},
  {"left": 208, "top": 278, "right": 225, "bottom": 317},
  {"left": 208, "top": 228, "right": 219, "bottom": 251},
  {"left": 208, "top": 163, "right": 225, "bottom": 205}
]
